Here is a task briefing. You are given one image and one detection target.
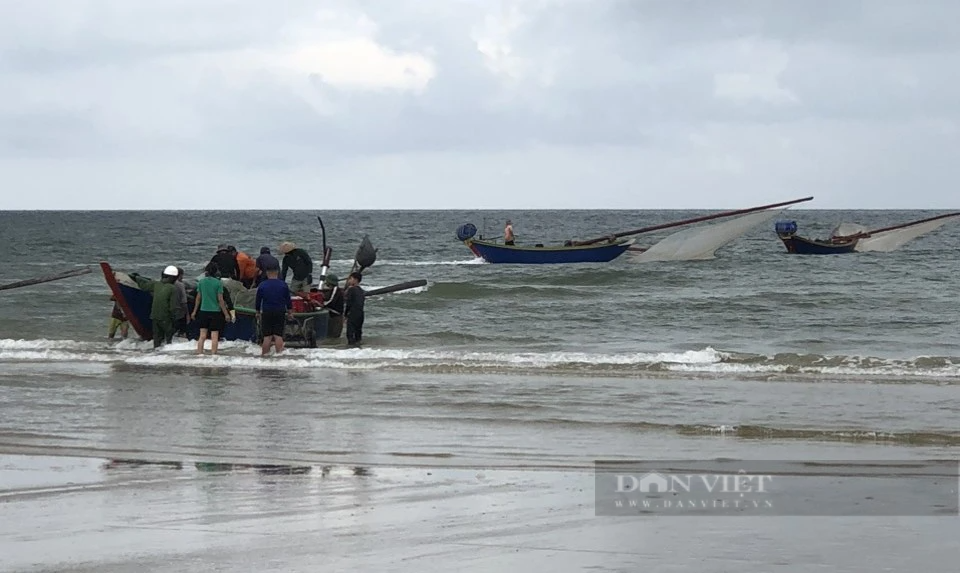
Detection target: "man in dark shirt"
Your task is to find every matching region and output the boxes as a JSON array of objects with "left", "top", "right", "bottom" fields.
[
  {"left": 344, "top": 271, "right": 365, "bottom": 346},
  {"left": 279, "top": 241, "right": 313, "bottom": 293},
  {"left": 255, "top": 268, "right": 293, "bottom": 356},
  {"left": 320, "top": 274, "right": 344, "bottom": 338},
  {"left": 210, "top": 244, "right": 239, "bottom": 280},
  {"left": 255, "top": 246, "right": 280, "bottom": 286}
]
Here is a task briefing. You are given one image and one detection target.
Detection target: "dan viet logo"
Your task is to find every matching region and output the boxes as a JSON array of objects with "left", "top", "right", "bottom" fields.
[
  {"left": 611, "top": 470, "right": 775, "bottom": 511},
  {"left": 618, "top": 471, "right": 773, "bottom": 494}
]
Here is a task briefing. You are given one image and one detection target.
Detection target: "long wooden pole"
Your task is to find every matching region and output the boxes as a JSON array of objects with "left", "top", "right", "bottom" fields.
[
  {"left": 363, "top": 280, "right": 427, "bottom": 297},
  {"left": 572, "top": 196, "right": 814, "bottom": 246},
  {"left": 0, "top": 267, "right": 92, "bottom": 292},
  {"left": 841, "top": 212, "right": 960, "bottom": 239}
]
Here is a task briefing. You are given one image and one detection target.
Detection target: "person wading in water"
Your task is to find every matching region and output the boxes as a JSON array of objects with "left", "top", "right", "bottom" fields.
[
  {"left": 191, "top": 262, "right": 231, "bottom": 355},
  {"left": 344, "top": 272, "right": 365, "bottom": 346},
  {"left": 255, "top": 268, "right": 293, "bottom": 356}
]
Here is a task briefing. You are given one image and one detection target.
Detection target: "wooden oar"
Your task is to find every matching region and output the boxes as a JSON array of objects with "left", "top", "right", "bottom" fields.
[
  {"left": 572, "top": 196, "right": 814, "bottom": 246},
  {"left": 364, "top": 280, "right": 427, "bottom": 297},
  {"left": 0, "top": 267, "right": 92, "bottom": 292}
]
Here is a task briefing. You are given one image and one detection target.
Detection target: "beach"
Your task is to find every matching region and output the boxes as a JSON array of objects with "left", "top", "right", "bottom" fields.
[{"left": 1, "top": 209, "right": 958, "bottom": 571}]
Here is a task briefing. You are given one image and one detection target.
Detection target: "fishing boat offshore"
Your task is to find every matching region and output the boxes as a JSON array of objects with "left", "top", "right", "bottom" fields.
[
  {"left": 457, "top": 196, "right": 814, "bottom": 264},
  {"left": 775, "top": 212, "right": 960, "bottom": 255}
]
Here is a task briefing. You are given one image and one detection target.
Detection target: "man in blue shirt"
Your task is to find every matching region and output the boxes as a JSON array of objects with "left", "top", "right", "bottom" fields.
[{"left": 255, "top": 268, "right": 293, "bottom": 356}]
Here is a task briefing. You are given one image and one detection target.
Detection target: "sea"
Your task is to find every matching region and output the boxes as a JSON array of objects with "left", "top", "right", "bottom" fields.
[{"left": 0, "top": 209, "right": 957, "bottom": 572}]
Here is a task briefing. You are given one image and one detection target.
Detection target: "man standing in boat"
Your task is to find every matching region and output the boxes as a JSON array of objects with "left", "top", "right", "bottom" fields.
[
  {"left": 255, "top": 246, "right": 280, "bottom": 286},
  {"left": 279, "top": 241, "right": 313, "bottom": 294},
  {"left": 230, "top": 246, "right": 258, "bottom": 288},
  {"left": 504, "top": 220, "right": 515, "bottom": 245}
]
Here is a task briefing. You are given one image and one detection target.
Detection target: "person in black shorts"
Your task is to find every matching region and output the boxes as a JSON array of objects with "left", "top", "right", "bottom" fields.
[{"left": 255, "top": 268, "right": 293, "bottom": 356}]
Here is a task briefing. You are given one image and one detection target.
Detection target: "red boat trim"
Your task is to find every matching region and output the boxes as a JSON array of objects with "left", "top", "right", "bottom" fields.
[
  {"left": 466, "top": 241, "right": 482, "bottom": 259},
  {"left": 99, "top": 261, "right": 152, "bottom": 340}
]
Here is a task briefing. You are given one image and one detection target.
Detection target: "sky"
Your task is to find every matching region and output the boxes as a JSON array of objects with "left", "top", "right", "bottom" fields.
[{"left": 2, "top": 0, "right": 959, "bottom": 210}]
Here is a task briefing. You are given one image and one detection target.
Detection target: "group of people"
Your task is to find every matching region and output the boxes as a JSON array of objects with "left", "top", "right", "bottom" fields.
[
  {"left": 207, "top": 242, "right": 312, "bottom": 289},
  {"left": 111, "top": 241, "right": 367, "bottom": 355}
]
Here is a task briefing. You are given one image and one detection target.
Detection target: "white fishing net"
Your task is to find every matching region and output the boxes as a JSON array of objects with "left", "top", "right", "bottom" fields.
[
  {"left": 856, "top": 215, "right": 960, "bottom": 252},
  {"left": 629, "top": 209, "right": 781, "bottom": 263}
]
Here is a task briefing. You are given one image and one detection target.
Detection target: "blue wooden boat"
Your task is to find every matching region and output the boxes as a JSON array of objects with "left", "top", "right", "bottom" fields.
[
  {"left": 100, "top": 262, "right": 327, "bottom": 347},
  {"left": 460, "top": 232, "right": 633, "bottom": 264},
  {"left": 777, "top": 212, "right": 960, "bottom": 255},
  {"left": 775, "top": 221, "right": 859, "bottom": 255}
]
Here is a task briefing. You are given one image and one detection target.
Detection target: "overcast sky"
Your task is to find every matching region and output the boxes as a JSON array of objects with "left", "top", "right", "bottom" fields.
[{"left": 2, "top": 0, "right": 958, "bottom": 209}]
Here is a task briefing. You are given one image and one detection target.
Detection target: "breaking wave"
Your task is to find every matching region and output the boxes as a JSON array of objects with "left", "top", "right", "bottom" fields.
[{"left": 1, "top": 339, "right": 959, "bottom": 383}]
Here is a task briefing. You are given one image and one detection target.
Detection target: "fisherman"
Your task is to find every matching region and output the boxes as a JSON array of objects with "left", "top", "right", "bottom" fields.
[
  {"left": 279, "top": 241, "right": 313, "bottom": 294},
  {"left": 344, "top": 271, "right": 365, "bottom": 346},
  {"left": 138, "top": 266, "right": 180, "bottom": 348},
  {"left": 210, "top": 244, "right": 239, "bottom": 280},
  {"left": 321, "top": 274, "right": 344, "bottom": 338},
  {"left": 504, "top": 220, "right": 515, "bottom": 245},
  {"left": 108, "top": 296, "right": 129, "bottom": 339},
  {"left": 255, "top": 268, "right": 294, "bottom": 356},
  {"left": 173, "top": 267, "right": 189, "bottom": 338},
  {"left": 255, "top": 246, "right": 280, "bottom": 286},
  {"left": 231, "top": 246, "right": 258, "bottom": 288},
  {"left": 190, "top": 262, "right": 231, "bottom": 355}
]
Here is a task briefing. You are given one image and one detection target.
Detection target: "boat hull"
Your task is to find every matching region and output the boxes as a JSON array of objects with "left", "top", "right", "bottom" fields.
[
  {"left": 101, "top": 262, "right": 328, "bottom": 346},
  {"left": 464, "top": 239, "right": 632, "bottom": 264},
  {"left": 778, "top": 235, "right": 859, "bottom": 255}
]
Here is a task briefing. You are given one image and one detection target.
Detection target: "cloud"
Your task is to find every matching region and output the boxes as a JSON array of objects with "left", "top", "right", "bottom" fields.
[{"left": 1, "top": 0, "right": 959, "bottom": 209}]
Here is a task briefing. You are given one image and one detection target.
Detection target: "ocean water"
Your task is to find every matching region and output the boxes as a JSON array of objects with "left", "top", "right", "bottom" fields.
[{"left": 1, "top": 209, "right": 958, "bottom": 572}]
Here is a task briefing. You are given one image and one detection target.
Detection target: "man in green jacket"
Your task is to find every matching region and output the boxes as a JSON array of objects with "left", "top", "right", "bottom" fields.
[
  {"left": 279, "top": 241, "right": 313, "bottom": 293},
  {"left": 135, "top": 266, "right": 180, "bottom": 348}
]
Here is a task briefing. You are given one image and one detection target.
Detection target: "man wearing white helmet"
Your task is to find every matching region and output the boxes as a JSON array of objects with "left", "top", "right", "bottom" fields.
[{"left": 143, "top": 266, "right": 181, "bottom": 348}]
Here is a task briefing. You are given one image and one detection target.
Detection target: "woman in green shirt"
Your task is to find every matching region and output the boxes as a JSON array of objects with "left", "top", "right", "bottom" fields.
[{"left": 190, "top": 263, "right": 231, "bottom": 355}]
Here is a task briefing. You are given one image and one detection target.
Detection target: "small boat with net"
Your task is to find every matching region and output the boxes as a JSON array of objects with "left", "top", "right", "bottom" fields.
[
  {"left": 775, "top": 212, "right": 960, "bottom": 255},
  {"left": 457, "top": 197, "right": 814, "bottom": 264}
]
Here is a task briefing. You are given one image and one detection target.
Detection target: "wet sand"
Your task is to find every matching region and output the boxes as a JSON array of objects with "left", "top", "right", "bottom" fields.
[
  {"left": 1, "top": 367, "right": 958, "bottom": 571},
  {"left": 2, "top": 454, "right": 958, "bottom": 573}
]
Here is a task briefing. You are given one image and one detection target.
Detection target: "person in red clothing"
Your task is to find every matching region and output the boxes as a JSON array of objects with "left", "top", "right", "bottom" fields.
[{"left": 230, "top": 246, "right": 258, "bottom": 288}]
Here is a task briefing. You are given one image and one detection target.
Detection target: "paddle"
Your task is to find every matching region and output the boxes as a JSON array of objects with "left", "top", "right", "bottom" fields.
[
  {"left": 351, "top": 235, "right": 378, "bottom": 275},
  {"left": 0, "top": 267, "right": 92, "bottom": 292},
  {"left": 363, "top": 280, "right": 427, "bottom": 297}
]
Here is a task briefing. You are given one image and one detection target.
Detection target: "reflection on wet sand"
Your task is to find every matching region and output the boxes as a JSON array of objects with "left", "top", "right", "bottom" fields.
[
  {"left": 103, "top": 458, "right": 338, "bottom": 476},
  {"left": 3, "top": 453, "right": 958, "bottom": 573}
]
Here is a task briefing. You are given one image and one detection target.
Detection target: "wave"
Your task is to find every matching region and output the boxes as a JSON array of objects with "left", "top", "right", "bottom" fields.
[{"left": 1, "top": 339, "right": 959, "bottom": 382}]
